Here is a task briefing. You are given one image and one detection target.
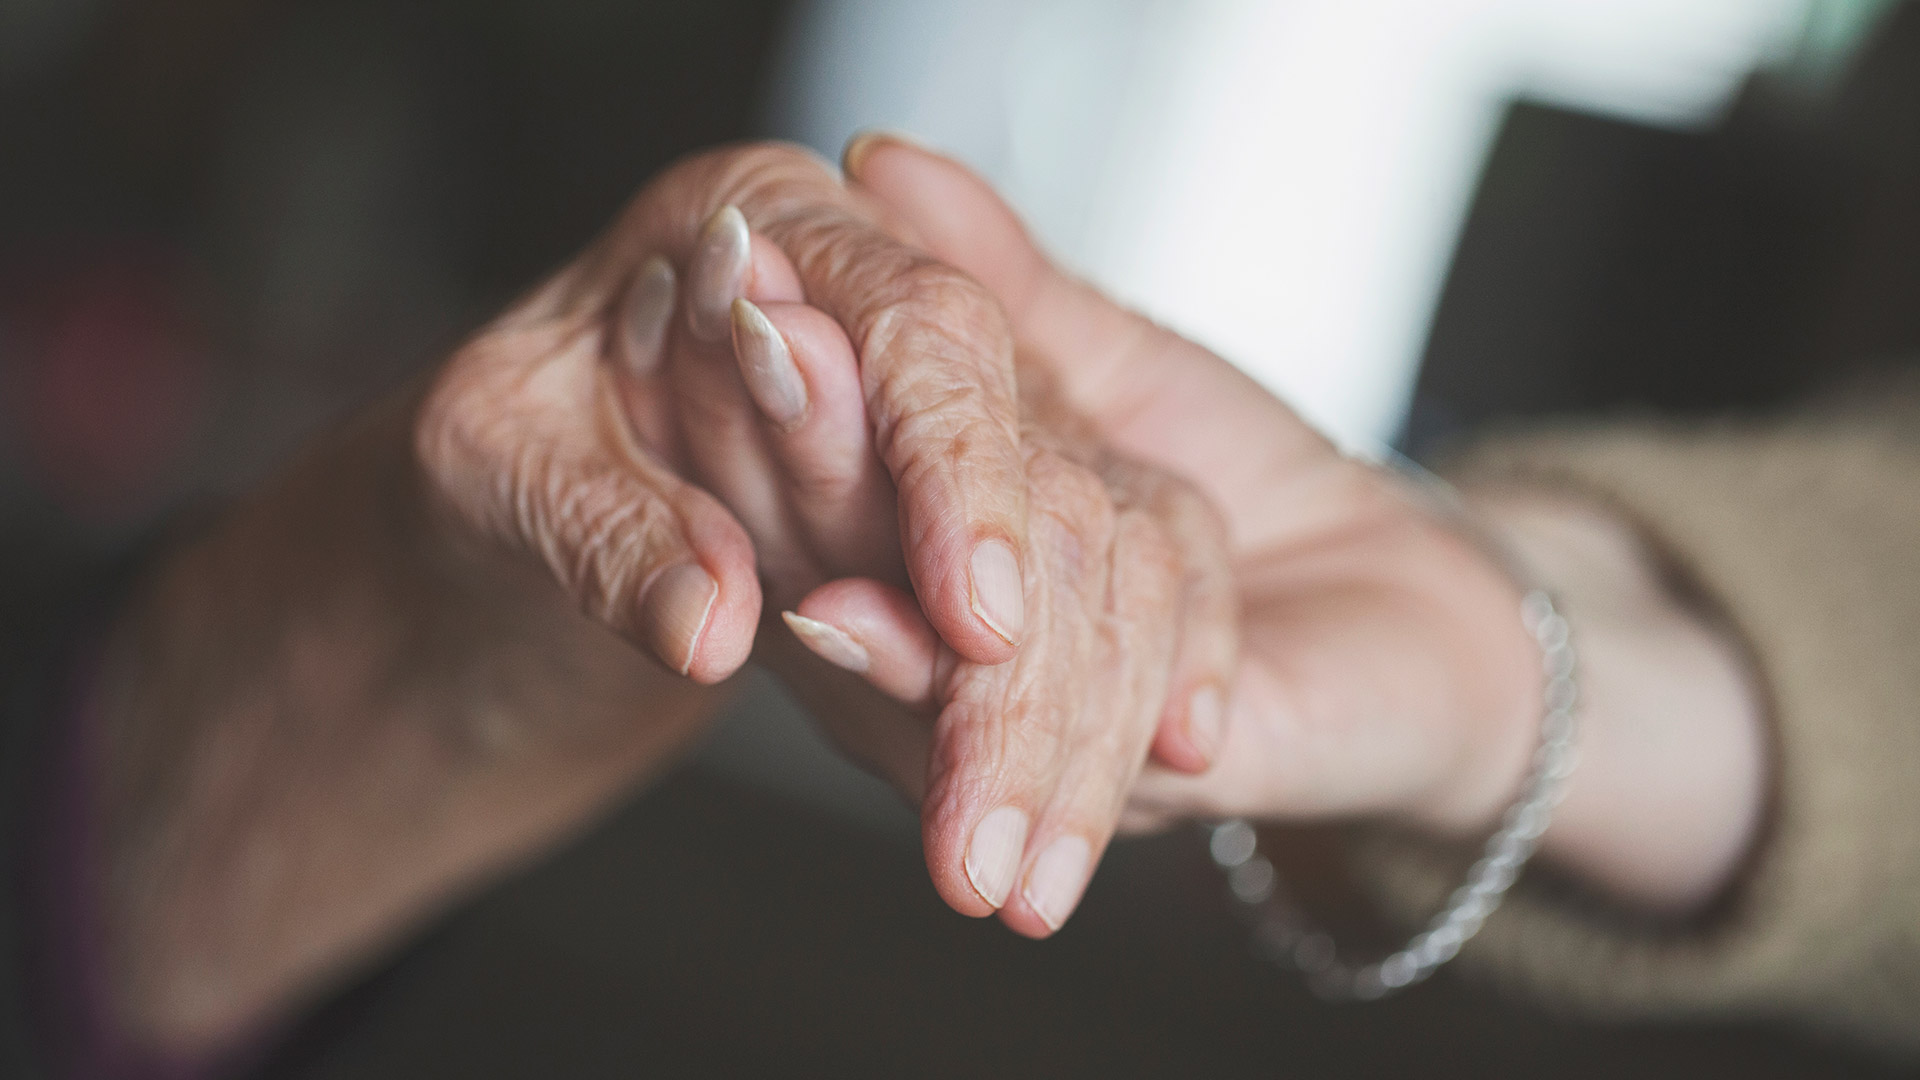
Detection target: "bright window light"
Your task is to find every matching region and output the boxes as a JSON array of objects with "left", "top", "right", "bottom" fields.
[{"left": 771, "top": 0, "right": 1836, "bottom": 449}]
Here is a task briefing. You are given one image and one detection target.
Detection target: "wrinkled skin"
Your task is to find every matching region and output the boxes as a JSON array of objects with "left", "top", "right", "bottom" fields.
[
  {"left": 98, "top": 142, "right": 1231, "bottom": 1057},
  {"left": 417, "top": 142, "right": 1236, "bottom": 935},
  {"left": 632, "top": 213, "right": 1235, "bottom": 932},
  {"left": 837, "top": 138, "right": 1549, "bottom": 839}
]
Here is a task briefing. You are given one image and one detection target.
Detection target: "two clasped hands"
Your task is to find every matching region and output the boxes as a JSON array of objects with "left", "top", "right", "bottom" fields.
[
  {"left": 101, "top": 135, "right": 1762, "bottom": 1056},
  {"left": 408, "top": 132, "right": 1548, "bottom": 931}
]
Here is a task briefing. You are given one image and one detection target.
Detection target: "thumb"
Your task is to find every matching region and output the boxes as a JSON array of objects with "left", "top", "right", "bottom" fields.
[
  {"left": 842, "top": 133, "right": 1174, "bottom": 432},
  {"left": 842, "top": 132, "right": 1052, "bottom": 327},
  {"left": 416, "top": 345, "right": 762, "bottom": 685}
]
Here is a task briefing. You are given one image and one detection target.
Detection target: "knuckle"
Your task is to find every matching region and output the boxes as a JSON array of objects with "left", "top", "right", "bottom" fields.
[
  {"left": 414, "top": 346, "right": 519, "bottom": 522},
  {"left": 414, "top": 332, "right": 582, "bottom": 518},
  {"left": 1030, "top": 452, "right": 1116, "bottom": 543},
  {"left": 862, "top": 263, "right": 1014, "bottom": 377},
  {"left": 416, "top": 337, "right": 686, "bottom": 630},
  {"left": 1114, "top": 508, "right": 1184, "bottom": 595},
  {"left": 1164, "top": 475, "right": 1232, "bottom": 552},
  {"left": 889, "top": 261, "right": 1003, "bottom": 323},
  {"left": 872, "top": 361, "right": 1001, "bottom": 451},
  {"left": 867, "top": 372, "right": 1025, "bottom": 518},
  {"left": 1060, "top": 737, "right": 1144, "bottom": 826},
  {"left": 541, "top": 462, "right": 674, "bottom": 619},
  {"left": 928, "top": 693, "right": 1066, "bottom": 810}
]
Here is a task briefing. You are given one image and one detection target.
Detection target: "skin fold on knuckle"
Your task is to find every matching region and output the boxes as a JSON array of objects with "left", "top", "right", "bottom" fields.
[
  {"left": 865, "top": 383, "right": 1020, "bottom": 518},
  {"left": 884, "top": 397, "right": 1027, "bottom": 555},
  {"left": 1001, "top": 477, "right": 1163, "bottom": 830},
  {"left": 521, "top": 454, "right": 684, "bottom": 633},
  {"left": 860, "top": 265, "right": 1016, "bottom": 382},
  {"left": 926, "top": 654, "right": 1075, "bottom": 816},
  {"left": 1031, "top": 688, "right": 1152, "bottom": 862},
  {"left": 1067, "top": 511, "right": 1182, "bottom": 775},
  {"left": 415, "top": 334, "right": 586, "bottom": 545},
  {"left": 1110, "top": 509, "right": 1184, "bottom": 616},
  {"left": 423, "top": 327, "right": 696, "bottom": 617},
  {"left": 1027, "top": 453, "right": 1116, "bottom": 577}
]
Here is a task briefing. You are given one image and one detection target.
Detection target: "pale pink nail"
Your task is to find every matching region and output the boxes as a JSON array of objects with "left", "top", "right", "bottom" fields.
[
  {"left": 1187, "top": 685, "right": 1224, "bottom": 764},
  {"left": 623, "top": 255, "right": 677, "bottom": 376},
  {"left": 689, "top": 205, "right": 750, "bottom": 342},
  {"left": 782, "top": 611, "right": 870, "bottom": 674},
  {"left": 968, "top": 540, "right": 1025, "bottom": 645},
  {"left": 965, "top": 806, "right": 1030, "bottom": 909},
  {"left": 731, "top": 298, "right": 809, "bottom": 429},
  {"left": 641, "top": 562, "right": 718, "bottom": 677},
  {"left": 1022, "top": 834, "right": 1092, "bottom": 931}
]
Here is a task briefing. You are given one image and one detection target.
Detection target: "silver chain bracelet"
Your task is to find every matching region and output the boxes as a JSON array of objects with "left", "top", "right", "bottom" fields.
[{"left": 1209, "top": 567, "right": 1579, "bottom": 1000}]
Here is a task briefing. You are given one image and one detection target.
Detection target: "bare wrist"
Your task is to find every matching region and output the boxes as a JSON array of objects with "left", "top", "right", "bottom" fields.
[
  {"left": 95, "top": 387, "right": 720, "bottom": 1055},
  {"left": 1467, "top": 489, "right": 1768, "bottom": 914}
]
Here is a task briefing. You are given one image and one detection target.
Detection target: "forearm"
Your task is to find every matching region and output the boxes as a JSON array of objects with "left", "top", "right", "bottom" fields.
[
  {"left": 90, "top": 391, "right": 722, "bottom": 1057},
  {"left": 1468, "top": 490, "right": 1768, "bottom": 914}
]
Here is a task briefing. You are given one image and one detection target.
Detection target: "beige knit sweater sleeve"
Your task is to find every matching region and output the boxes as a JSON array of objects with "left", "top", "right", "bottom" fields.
[{"left": 1365, "top": 395, "right": 1920, "bottom": 1052}]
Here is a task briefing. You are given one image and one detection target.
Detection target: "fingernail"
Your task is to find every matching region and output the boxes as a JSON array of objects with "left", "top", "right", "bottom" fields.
[
  {"left": 623, "top": 255, "right": 677, "bottom": 376},
  {"left": 1022, "top": 834, "right": 1092, "bottom": 932},
  {"left": 689, "top": 204, "right": 750, "bottom": 342},
  {"left": 781, "top": 611, "right": 869, "bottom": 674},
  {"left": 641, "top": 562, "right": 718, "bottom": 677},
  {"left": 842, "top": 129, "right": 925, "bottom": 179},
  {"left": 968, "top": 540, "right": 1025, "bottom": 646},
  {"left": 965, "top": 806, "right": 1030, "bottom": 909},
  {"left": 731, "top": 298, "right": 809, "bottom": 429},
  {"left": 1186, "top": 684, "right": 1225, "bottom": 764}
]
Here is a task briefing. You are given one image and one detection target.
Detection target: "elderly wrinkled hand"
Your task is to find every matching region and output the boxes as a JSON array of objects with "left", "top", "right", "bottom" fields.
[
  {"left": 99, "top": 140, "right": 1230, "bottom": 1057},
  {"left": 623, "top": 181, "right": 1236, "bottom": 937},
  {"left": 417, "top": 141, "right": 1235, "bottom": 935}
]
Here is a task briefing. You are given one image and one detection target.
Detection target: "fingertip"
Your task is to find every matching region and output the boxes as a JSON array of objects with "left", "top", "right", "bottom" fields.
[
  {"left": 756, "top": 303, "right": 860, "bottom": 398},
  {"left": 729, "top": 298, "right": 809, "bottom": 430},
  {"left": 620, "top": 255, "right": 677, "bottom": 378},
  {"left": 635, "top": 554, "right": 758, "bottom": 685},
  {"left": 967, "top": 538, "right": 1025, "bottom": 648},
  {"left": 793, "top": 578, "right": 943, "bottom": 705},
  {"left": 672, "top": 503, "right": 764, "bottom": 683},
  {"left": 888, "top": 529, "right": 1029, "bottom": 668},
  {"left": 781, "top": 610, "right": 871, "bottom": 674},
  {"left": 914, "top": 534, "right": 1025, "bottom": 665},
  {"left": 752, "top": 303, "right": 879, "bottom": 487},
  {"left": 963, "top": 805, "right": 1029, "bottom": 910},
  {"left": 746, "top": 233, "right": 804, "bottom": 304},
  {"left": 689, "top": 204, "right": 750, "bottom": 341},
  {"left": 1018, "top": 833, "right": 1093, "bottom": 935},
  {"left": 922, "top": 801, "right": 1012, "bottom": 920},
  {"left": 842, "top": 129, "right": 934, "bottom": 180},
  {"left": 638, "top": 562, "right": 720, "bottom": 679},
  {"left": 1150, "top": 683, "right": 1225, "bottom": 774},
  {"left": 680, "top": 567, "right": 759, "bottom": 684}
]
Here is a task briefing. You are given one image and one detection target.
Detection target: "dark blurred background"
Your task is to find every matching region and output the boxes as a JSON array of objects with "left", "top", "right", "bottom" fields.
[{"left": 4, "top": 0, "right": 1919, "bottom": 1076}]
